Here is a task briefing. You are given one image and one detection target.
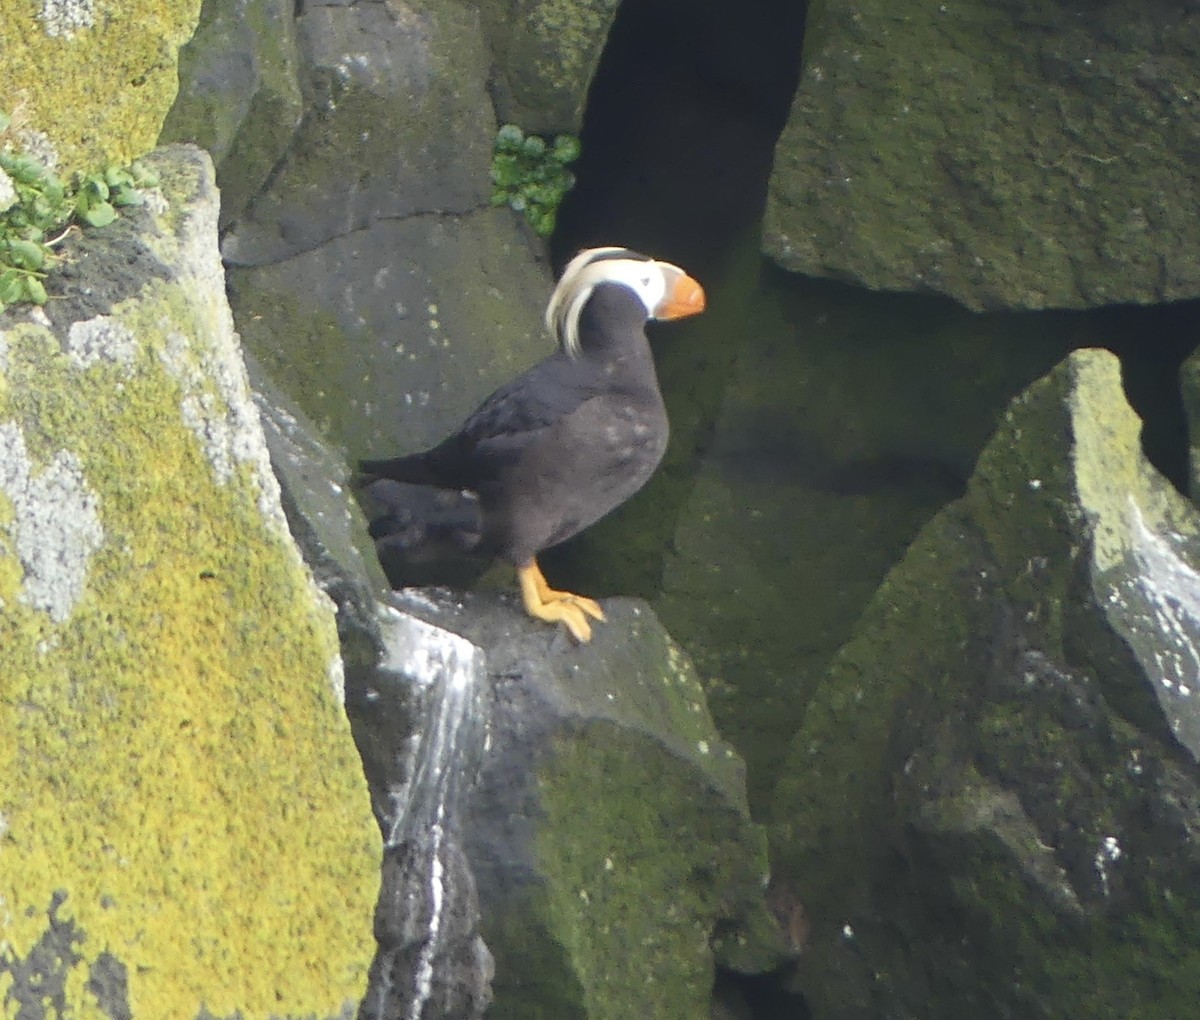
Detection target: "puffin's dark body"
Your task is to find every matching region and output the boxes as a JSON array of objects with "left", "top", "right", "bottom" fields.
[
  {"left": 361, "top": 286, "right": 668, "bottom": 566},
  {"left": 360, "top": 246, "right": 705, "bottom": 641}
]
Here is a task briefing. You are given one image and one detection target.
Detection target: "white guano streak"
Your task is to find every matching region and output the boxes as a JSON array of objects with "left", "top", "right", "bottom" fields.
[
  {"left": 1124, "top": 499, "right": 1200, "bottom": 760},
  {"left": 380, "top": 610, "right": 486, "bottom": 1020}
]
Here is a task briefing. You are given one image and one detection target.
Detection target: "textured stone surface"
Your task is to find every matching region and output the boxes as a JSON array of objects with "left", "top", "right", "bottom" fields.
[
  {"left": 0, "top": 145, "right": 378, "bottom": 1019},
  {"left": 171, "top": 0, "right": 556, "bottom": 464},
  {"left": 771, "top": 349, "right": 1200, "bottom": 1018},
  {"left": 478, "top": 0, "right": 621, "bottom": 133},
  {"left": 764, "top": 0, "right": 1200, "bottom": 310},
  {"left": 160, "top": 0, "right": 303, "bottom": 227},
  {"left": 379, "top": 587, "right": 789, "bottom": 1020},
  {"left": 230, "top": 210, "right": 553, "bottom": 460},
  {"left": 219, "top": 0, "right": 496, "bottom": 266},
  {"left": 0, "top": 0, "right": 201, "bottom": 172},
  {"left": 1179, "top": 345, "right": 1200, "bottom": 506}
]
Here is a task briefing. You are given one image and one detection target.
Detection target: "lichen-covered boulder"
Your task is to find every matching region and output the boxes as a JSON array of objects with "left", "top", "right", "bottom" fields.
[
  {"left": 0, "top": 143, "right": 379, "bottom": 1019},
  {"left": 764, "top": 0, "right": 1200, "bottom": 311},
  {"left": 0, "top": 0, "right": 201, "bottom": 172},
  {"left": 770, "top": 348, "right": 1200, "bottom": 1018},
  {"left": 376, "top": 587, "right": 788, "bottom": 1020}
]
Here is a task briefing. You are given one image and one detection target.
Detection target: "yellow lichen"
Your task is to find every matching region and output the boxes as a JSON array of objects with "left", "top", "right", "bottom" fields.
[
  {"left": 0, "top": 191, "right": 378, "bottom": 1017},
  {"left": 0, "top": 0, "right": 202, "bottom": 174},
  {"left": 1068, "top": 350, "right": 1198, "bottom": 572},
  {"left": 1068, "top": 351, "right": 1144, "bottom": 572}
]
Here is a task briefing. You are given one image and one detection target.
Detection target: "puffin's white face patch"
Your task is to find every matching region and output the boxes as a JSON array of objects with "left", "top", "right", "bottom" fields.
[
  {"left": 545, "top": 246, "right": 686, "bottom": 358},
  {"left": 598, "top": 259, "right": 670, "bottom": 317}
]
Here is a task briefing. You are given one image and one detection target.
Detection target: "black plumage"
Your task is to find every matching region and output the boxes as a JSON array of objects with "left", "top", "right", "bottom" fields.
[{"left": 360, "top": 246, "right": 705, "bottom": 641}]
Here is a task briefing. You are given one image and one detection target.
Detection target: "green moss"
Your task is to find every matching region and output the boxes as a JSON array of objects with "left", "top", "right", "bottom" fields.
[
  {"left": 766, "top": 0, "right": 1200, "bottom": 307},
  {"left": 477, "top": 620, "right": 775, "bottom": 1016},
  {"left": 771, "top": 348, "right": 1200, "bottom": 1015},
  {"left": 528, "top": 726, "right": 758, "bottom": 1020},
  {"left": 770, "top": 503, "right": 983, "bottom": 927},
  {"left": 226, "top": 271, "right": 370, "bottom": 439},
  {"left": 523, "top": 0, "right": 619, "bottom": 99},
  {"left": 229, "top": 206, "right": 551, "bottom": 461},
  {"left": 483, "top": 886, "right": 587, "bottom": 1020},
  {"left": 161, "top": 0, "right": 304, "bottom": 224},
  {"left": 479, "top": 0, "right": 620, "bottom": 129},
  {"left": 945, "top": 844, "right": 1200, "bottom": 1019}
]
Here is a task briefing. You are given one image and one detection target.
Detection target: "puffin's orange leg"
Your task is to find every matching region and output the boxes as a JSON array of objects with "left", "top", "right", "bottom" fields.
[
  {"left": 527, "top": 559, "right": 605, "bottom": 620},
  {"left": 516, "top": 559, "right": 605, "bottom": 642}
]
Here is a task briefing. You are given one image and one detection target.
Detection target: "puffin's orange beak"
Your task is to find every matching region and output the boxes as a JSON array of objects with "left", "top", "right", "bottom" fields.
[{"left": 655, "top": 272, "right": 706, "bottom": 320}]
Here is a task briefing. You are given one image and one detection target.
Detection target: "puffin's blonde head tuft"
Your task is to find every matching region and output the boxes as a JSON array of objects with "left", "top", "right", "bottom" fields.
[{"left": 545, "top": 246, "right": 692, "bottom": 358}]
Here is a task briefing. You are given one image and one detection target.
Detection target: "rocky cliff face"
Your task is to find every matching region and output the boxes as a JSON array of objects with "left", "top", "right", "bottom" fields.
[
  {"left": 8, "top": 0, "right": 1200, "bottom": 1017},
  {"left": 158, "top": 0, "right": 1200, "bottom": 1016},
  {"left": 2, "top": 0, "right": 202, "bottom": 172}
]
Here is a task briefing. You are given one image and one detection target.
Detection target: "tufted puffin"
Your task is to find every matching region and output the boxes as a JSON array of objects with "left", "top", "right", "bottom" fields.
[{"left": 359, "top": 246, "right": 706, "bottom": 642}]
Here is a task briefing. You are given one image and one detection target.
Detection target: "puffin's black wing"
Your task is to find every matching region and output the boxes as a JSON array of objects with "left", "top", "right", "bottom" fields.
[
  {"left": 362, "top": 353, "right": 604, "bottom": 489},
  {"left": 456, "top": 356, "right": 603, "bottom": 454}
]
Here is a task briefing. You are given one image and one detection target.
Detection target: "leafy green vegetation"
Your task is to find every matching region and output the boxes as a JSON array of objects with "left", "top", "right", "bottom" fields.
[
  {"left": 1, "top": 111, "right": 158, "bottom": 313},
  {"left": 490, "top": 124, "right": 580, "bottom": 237}
]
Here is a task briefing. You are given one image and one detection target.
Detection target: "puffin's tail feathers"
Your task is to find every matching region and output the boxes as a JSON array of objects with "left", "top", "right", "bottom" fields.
[
  {"left": 357, "top": 452, "right": 439, "bottom": 487},
  {"left": 359, "top": 479, "right": 484, "bottom": 561}
]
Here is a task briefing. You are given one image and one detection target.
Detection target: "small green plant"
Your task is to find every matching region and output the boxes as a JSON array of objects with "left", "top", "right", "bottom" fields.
[
  {"left": 0, "top": 111, "right": 159, "bottom": 313},
  {"left": 490, "top": 124, "right": 580, "bottom": 237}
]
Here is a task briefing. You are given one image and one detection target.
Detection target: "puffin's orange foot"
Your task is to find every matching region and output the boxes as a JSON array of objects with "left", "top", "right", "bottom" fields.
[{"left": 517, "top": 559, "right": 606, "bottom": 642}]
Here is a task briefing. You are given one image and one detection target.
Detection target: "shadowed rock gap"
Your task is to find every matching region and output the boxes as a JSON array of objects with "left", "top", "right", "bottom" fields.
[
  {"left": 1101, "top": 299, "right": 1200, "bottom": 495},
  {"left": 552, "top": 0, "right": 808, "bottom": 283},
  {"left": 542, "top": 0, "right": 808, "bottom": 601}
]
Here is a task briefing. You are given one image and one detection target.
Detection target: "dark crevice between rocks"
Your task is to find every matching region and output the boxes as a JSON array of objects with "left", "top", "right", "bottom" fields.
[
  {"left": 542, "top": 0, "right": 808, "bottom": 600},
  {"left": 715, "top": 967, "right": 813, "bottom": 1020},
  {"left": 551, "top": 0, "right": 807, "bottom": 283},
  {"left": 1098, "top": 299, "right": 1200, "bottom": 497},
  {"left": 542, "top": 3, "right": 812, "bottom": 1017}
]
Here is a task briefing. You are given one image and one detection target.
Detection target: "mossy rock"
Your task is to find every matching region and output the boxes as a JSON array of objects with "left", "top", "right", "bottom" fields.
[
  {"left": 160, "top": 0, "right": 303, "bottom": 227},
  {"left": 218, "top": 0, "right": 495, "bottom": 265},
  {"left": 228, "top": 208, "right": 553, "bottom": 462},
  {"left": 387, "top": 589, "right": 789, "bottom": 1019},
  {"left": 478, "top": 0, "right": 621, "bottom": 133},
  {"left": 765, "top": 0, "right": 1200, "bottom": 309},
  {"left": 771, "top": 350, "right": 1200, "bottom": 1017},
  {"left": 0, "top": 144, "right": 378, "bottom": 1019}
]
